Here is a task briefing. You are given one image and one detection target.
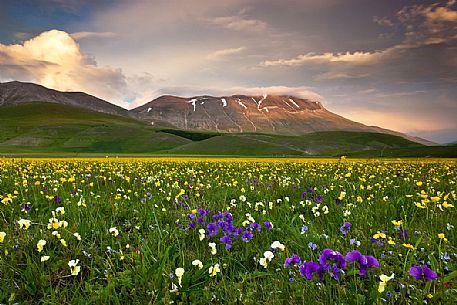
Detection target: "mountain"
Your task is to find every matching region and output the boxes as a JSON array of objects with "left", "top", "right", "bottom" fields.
[
  {"left": 130, "top": 94, "right": 434, "bottom": 145},
  {"left": 0, "top": 81, "right": 435, "bottom": 147},
  {"left": 0, "top": 81, "right": 128, "bottom": 117}
]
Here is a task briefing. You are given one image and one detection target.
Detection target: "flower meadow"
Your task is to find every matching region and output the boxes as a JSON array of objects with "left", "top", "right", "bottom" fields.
[{"left": 0, "top": 157, "right": 456, "bottom": 304}]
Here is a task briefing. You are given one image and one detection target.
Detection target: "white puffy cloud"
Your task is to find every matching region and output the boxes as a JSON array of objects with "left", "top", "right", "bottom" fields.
[{"left": 0, "top": 30, "right": 130, "bottom": 108}]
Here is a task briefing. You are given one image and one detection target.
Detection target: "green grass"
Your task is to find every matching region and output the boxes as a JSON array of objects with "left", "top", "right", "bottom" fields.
[
  {"left": 0, "top": 102, "right": 190, "bottom": 153},
  {"left": 1, "top": 102, "right": 454, "bottom": 157},
  {"left": 0, "top": 158, "right": 455, "bottom": 304}
]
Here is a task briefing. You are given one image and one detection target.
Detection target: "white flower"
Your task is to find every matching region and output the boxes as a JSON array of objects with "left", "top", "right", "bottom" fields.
[
  {"left": 109, "top": 227, "right": 119, "bottom": 237},
  {"left": 73, "top": 232, "right": 82, "bottom": 240},
  {"left": 55, "top": 207, "right": 65, "bottom": 215},
  {"left": 175, "top": 267, "right": 185, "bottom": 287},
  {"left": 198, "top": 228, "right": 206, "bottom": 241},
  {"left": 209, "top": 242, "right": 217, "bottom": 255},
  {"left": 37, "top": 240, "right": 46, "bottom": 252},
  {"left": 41, "top": 255, "right": 50, "bottom": 262},
  {"left": 68, "top": 259, "right": 81, "bottom": 276},
  {"left": 192, "top": 259, "right": 203, "bottom": 269},
  {"left": 270, "top": 241, "right": 285, "bottom": 251}
]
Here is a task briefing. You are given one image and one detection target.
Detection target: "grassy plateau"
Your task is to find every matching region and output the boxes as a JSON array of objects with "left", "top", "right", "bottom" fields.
[{"left": 0, "top": 157, "right": 455, "bottom": 304}]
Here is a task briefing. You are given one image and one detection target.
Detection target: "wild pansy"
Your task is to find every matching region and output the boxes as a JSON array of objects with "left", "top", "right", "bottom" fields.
[
  {"left": 259, "top": 251, "right": 274, "bottom": 268},
  {"left": 17, "top": 219, "right": 31, "bottom": 230},
  {"left": 109, "top": 227, "right": 119, "bottom": 237},
  {"left": 220, "top": 235, "right": 232, "bottom": 249},
  {"left": 270, "top": 241, "right": 285, "bottom": 251},
  {"left": 175, "top": 268, "right": 185, "bottom": 287},
  {"left": 36, "top": 240, "right": 46, "bottom": 252},
  {"left": 378, "top": 273, "right": 394, "bottom": 293},
  {"left": 192, "top": 259, "right": 203, "bottom": 269},
  {"left": 409, "top": 265, "right": 438, "bottom": 282},
  {"left": 299, "top": 261, "right": 323, "bottom": 281},
  {"left": 345, "top": 250, "right": 379, "bottom": 276},
  {"left": 314, "top": 248, "right": 347, "bottom": 280},
  {"left": 0, "top": 231, "right": 5, "bottom": 243},
  {"left": 209, "top": 242, "right": 217, "bottom": 255},
  {"left": 284, "top": 255, "right": 301, "bottom": 268},
  {"left": 209, "top": 263, "right": 220, "bottom": 277},
  {"left": 340, "top": 222, "right": 351, "bottom": 235},
  {"left": 68, "top": 259, "right": 81, "bottom": 276},
  {"left": 198, "top": 228, "right": 206, "bottom": 241}
]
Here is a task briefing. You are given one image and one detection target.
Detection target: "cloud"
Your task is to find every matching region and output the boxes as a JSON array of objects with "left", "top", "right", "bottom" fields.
[
  {"left": 261, "top": 51, "right": 379, "bottom": 67},
  {"left": 0, "top": 29, "right": 130, "bottom": 107},
  {"left": 373, "top": 16, "right": 394, "bottom": 27},
  {"left": 148, "top": 85, "right": 324, "bottom": 102},
  {"left": 206, "top": 47, "right": 245, "bottom": 60},
  {"left": 70, "top": 31, "right": 115, "bottom": 40},
  {"left": 208, "top": 16, "right": 268, "bottom": 32}
]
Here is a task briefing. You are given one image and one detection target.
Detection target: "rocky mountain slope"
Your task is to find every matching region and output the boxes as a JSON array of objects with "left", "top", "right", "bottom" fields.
[
  {"left": 0, "top": 81, "right": 128, "bottom": 117},
  {"left": 130, "top": 94, "right": 434, "bottom": 145}
]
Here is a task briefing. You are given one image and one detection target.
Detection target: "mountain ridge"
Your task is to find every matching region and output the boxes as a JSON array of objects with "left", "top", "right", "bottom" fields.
[{"left": 0, "top": 81, "right": 435, "bottom": 146}]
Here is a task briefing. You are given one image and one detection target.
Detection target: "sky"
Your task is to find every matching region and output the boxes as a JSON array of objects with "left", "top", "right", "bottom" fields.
[{"left": 0, "top": 0, "right": 456, "bottom": 143}]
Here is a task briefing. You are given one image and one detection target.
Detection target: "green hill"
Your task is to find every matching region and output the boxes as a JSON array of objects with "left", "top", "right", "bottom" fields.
[
  {"left": 0, "top": 102, "right": 190, "bottom": 153},
  {"left": 1, "top": 102, "right": 454, "bottom": 157}
]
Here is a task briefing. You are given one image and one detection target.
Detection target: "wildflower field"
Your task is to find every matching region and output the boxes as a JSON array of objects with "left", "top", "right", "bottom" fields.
[{"left": 0, "top": 157, "right": 456, "bottom": 304}]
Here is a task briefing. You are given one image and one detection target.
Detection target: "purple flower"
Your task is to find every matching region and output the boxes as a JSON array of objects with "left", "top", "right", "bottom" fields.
[
  {"left": 146, "top": 192, "right": 153, "bottom": 199},
  {"left": 206, "top": 222, "right": 218, "bottom": 237},
  {"left": 22, "top": 203, "right": 31, "bottom": 213},
  {"left": 340, "top": 222, "right": 352, "bottom": 235},
  {"left": 241, "top": 230, "right": 253, "bottom": 242},
  {"left": 308, "top": 242, "right": 317, "bottom": 251},
  {"left": 319, "top": 248, "right": 347, "bottom": 269},
  {"left": 314, "top": 195, "right": 324, "bottom": 204},
  {"left": 345, "top": 250, "right": 379, "bottom": 276},
  {"left": 284, "top": 255, "right": 301, "bottom": 267},
  {"left": 197, "top": 208, "right": 209, "bottom": 216},
  {"left": 220, "top": 235, "right": 232, "bottom": 249},
  {"left": 399, "top": 228, "right": 408, "bottom": 240},
  {"left": 301, "top": 225, "right": 308, "bottom": 234},
  {"left": 250, "top": 222, "right": 261, "bottom": 232},
  {"left": 53, "top": 195, "right": 61, "bottom": 204},
  {"left": 263, "top": 221, "right": 273, "bottom": 231},
  {"left": 409, "top": 265, "right": 438, "bottom": 282},
  {"left": 188, "top": 222, "right": 197, "bottom": 229},
  {"left": 299, "top": 261, "right": 322, "bottom": 281}
]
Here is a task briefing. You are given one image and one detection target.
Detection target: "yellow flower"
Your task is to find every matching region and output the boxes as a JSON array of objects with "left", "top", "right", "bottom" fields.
[
  {"left": 60, "top": 239, "right": 67, "bottom": 247},
  {"left": 209, "top": 263, "right": 220, "bottom": 277},
  {"left": 431, "top": 196, "right": 440, "bottom": 202},
  {"left": 18, "top": 219, "right": 31, "bottom": 230},
  {"left": 443, "top": 202, "right": 454, "bottom": 208},
  {"left": 37, "top": 240, "right": 46, "bottom": 252},
  {"left": 402, "top": 243, "right": 415, "bottom": 250},
  {"left": 0, "top": 232, "right": 5, "bottom": 243},
  {"left": 391, "top": 220, "right": 403, "bottom": 226},
  {"left": 373, "top": 231, "right": 386, "bottom": 239},
  {"left": 416, "top": 181, "right": 423, "bottom": 186},
  {"left": 438, "top": 233, "right": 448, "bottom": 242},
  {"left": 387, "top": 237, "right": 395, "bottom": 245},
  {"left": 378, "top": 273, "right": 394, "bottom": 293}
]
